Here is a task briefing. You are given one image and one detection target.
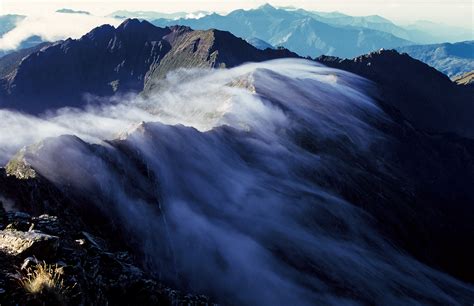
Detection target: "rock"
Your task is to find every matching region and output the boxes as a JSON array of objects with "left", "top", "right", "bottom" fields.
[
  {"left": 0, "top": 229, "right": 58, "bottom": 258},
  {"left": 33, "top": 214, "right": 63, "bottom": 235},
  {"left": 81, "top": 231, "right": 104, "bottom": 250},
  {"left": 13, "top": 212, "right": 31, "bottom": 219},
  {"left": 20, "top": 256, "right": 39, "bottom": 270}
]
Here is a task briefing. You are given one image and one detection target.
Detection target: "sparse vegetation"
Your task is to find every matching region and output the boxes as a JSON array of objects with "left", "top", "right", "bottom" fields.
[{"left": 19, "top": 262, "right": 67, "bottom": 304}]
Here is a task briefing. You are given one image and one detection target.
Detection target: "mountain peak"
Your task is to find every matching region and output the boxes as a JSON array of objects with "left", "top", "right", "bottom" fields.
[
  {"left": 258, "top": 3, "right": 277, "bottom": 11},
  {"left": 117, "top": 18, "right": 155, "bottom": 31}
]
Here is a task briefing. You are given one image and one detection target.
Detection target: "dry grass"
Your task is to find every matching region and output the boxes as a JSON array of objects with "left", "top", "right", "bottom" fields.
[{"left": 19, "top": 262, "right": 66, "bottom": 303}]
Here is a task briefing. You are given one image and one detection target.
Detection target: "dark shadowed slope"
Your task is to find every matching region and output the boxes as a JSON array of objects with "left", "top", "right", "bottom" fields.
[
  {"left": 0, "top": 19, "right": 297, "bottom": 114},
  {"left": 317, "top": 49, "right": 474, "bottom": 139}
]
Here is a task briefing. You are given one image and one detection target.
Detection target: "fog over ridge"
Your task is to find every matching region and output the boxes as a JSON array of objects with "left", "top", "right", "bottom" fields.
[{"left": 1, "top": 59, "right": 473, "bottom": 305}]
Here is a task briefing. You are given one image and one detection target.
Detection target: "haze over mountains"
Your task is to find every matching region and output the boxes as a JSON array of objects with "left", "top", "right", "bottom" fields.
[
  {"left": 1, "top": 4, "right": 472, "bottom": 77},
  {"left": 151, "top": 4, "right": 413, "bottom": 58},
  {"left": 397, "top": 41, "right": 474, "bottom": 77},
  {"left": 0, "top": 19, "right": 296, "bottom": 113},
  {"left": 0, "top": 2, "right": 474, "bottom": 305}
]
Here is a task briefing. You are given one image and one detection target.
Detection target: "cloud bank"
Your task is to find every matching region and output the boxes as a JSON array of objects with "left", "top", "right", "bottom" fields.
[{"left": 0, "top": 12, "right": 120, "bottom": 51}]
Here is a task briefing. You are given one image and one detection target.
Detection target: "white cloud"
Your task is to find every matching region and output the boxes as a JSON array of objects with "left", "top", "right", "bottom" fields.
[{"left": 0, "top": 12, "right": 121, "bottom": 51}]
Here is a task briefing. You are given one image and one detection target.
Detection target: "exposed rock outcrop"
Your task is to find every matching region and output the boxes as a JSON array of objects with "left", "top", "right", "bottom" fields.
[{"left": 0, "top": 204, "right": 214, "bottom": 305}]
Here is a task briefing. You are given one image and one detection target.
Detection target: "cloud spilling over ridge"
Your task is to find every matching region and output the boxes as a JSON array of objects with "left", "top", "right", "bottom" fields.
[
  {"left": 0, "top": 59, "right": 382, "bottom": 164},
  {"left": 1, "top": 59, "right": 473, "bottom": 305},
  {"left": 0, "top": 12, "right": 121, "bottom": 51}
]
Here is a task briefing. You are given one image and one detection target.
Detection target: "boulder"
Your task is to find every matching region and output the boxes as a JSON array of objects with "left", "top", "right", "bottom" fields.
[{"left": 0, "top": 229, "right": 58, "bottom": 258}]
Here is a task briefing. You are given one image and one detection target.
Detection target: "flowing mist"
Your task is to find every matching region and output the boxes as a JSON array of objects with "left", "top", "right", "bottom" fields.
[{"left": 1, "top": 59, "right": 473, "bottom": 305}]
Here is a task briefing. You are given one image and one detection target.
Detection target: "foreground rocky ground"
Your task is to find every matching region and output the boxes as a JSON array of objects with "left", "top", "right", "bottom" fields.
[{"left": 0, "top": 201, "right": 213, "bottom": 305}]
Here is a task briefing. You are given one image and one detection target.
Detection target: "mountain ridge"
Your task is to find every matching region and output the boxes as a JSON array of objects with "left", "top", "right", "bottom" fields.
[
  {"left": 396, "top": 40, "right": 474, "bottom": 77},
  {"left": 317, "top": 49, "right": 474, "bottom": 138},
  {"left": 0, "top": 18, "right": 297, "bottom": 113}
]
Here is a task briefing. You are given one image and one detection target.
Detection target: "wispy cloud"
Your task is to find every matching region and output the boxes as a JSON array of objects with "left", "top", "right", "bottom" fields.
[{"left": 0, "top": 12, "right": 120, "bottom": 51}]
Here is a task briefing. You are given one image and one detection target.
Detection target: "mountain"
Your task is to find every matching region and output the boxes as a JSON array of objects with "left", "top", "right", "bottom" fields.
[
  {"left": 396, "top": 41, "right": 474, "bottom": 77},
  {"left": 0, "top": 14, "right": 25, "bottom": 37},
  {"left": 297, "top": 10, "right": 433, "bottom": 43},
  {"left": 0, "top": 15, "right": 45, "bottom": 59},
  {"left": 0, "top": 41, "right": 52, "bottom": 77},
  {"left": 245, "top": 37, "right": 274, "bottom": 50},
  {"left": 0, "top": 19, "right": 297, "bottom": 113},
  {"left": 1, "top": 18, "right": 472, "bottom": 140},
  {"left": 1, "top": 58, "right": 474, "bottom": 305},
  {"left": 406, "top": 20, "right": 473, "bottom": 43},
  {"left": 0, "top": 35, "right": 44, "bottom": 59},
  {"left": 317, "top": 49, "right": 474, "bottom": 139},
  {"left": 151, "top": 4, "right": 412, "bottom": 58}
]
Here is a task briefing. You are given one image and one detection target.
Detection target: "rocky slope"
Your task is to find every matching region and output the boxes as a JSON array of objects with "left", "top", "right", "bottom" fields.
[
  {"left": 0, "top": 167, "right": 214, "bottom": 306},
  {"left": 317, "top": 49, "right": 474, "bottom": 138},
  {"left": 0, "top": 18, "right": 296, "bottom": 114}
]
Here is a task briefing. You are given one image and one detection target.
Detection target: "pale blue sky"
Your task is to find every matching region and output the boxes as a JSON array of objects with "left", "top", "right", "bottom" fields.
[{"left": 1, "top": 0, "right": 472, "bottom": 28}]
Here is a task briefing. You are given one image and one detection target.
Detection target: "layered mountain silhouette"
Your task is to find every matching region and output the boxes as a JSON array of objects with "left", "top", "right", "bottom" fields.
[
  {"left": 0, "top": 19, "right": 296, "bottom": 113},
  {"left": 292, "top": 9, "right": 433, "bottom": 43},
  {"left": 151, "top": 4, "right": 412, "bottom": 58},
  {"left": 1, "top": 19, "right": 471, "bottom": 141},
  {"left": 0, "top": 14, "right": 45, "bottom": 58},
  {"left": 397, "top": 40, "right": 474, "bottom": 77}
]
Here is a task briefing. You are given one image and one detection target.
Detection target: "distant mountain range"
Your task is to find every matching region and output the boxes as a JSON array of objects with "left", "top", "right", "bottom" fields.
[
  {"left": 151, "top": 4, "right": 413, "bottom": 58},
  {"left": 397, "top": 41, "right": 474, "bottom": 77},
  {"left": 405, "top": 20, "right": 473, "bottom": 43},
  {"left": 0, "top": 14, "right": 44, "bottom": 58},
  {"left": 0, "top": 14, "right": 25, "bottom": 36},
  {"left": 1, "top": 4, "right": 472, "bottom": 72},
  {"left": 0, "top": 19, "right": 296, "bottom": 113}
]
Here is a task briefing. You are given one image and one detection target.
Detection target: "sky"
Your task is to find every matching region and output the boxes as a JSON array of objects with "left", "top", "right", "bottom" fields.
[{"left": 0, "top": 0, "right": 473, "bottom": 28}]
